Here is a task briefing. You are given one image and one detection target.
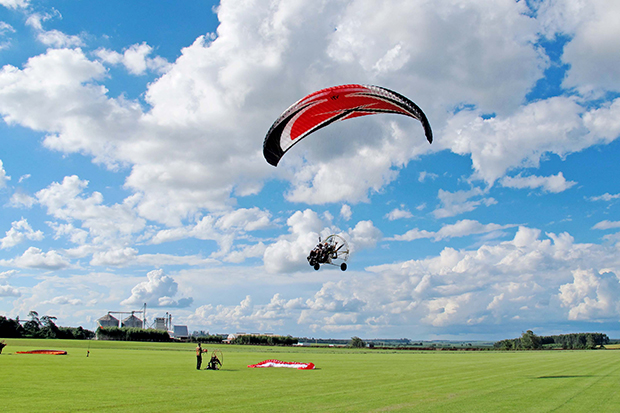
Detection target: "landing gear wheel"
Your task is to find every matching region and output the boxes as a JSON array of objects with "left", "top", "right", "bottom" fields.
[
  {"left": 314, "top": 263, "right": 320, "bottom": 271},
  {"left": 340, "top": 263, "right": 347, "bottom": 271}
]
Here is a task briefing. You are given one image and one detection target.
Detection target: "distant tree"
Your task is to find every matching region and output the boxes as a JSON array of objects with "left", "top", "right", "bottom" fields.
[
  {"left": 520, "top": 330, "right": 542, "bottom": 350},
  {"left": 350, "top": 336, "right": 365, "bottom": 348},
  {"left": 0, "top": 316, "right": 24, "bottom": 338},
  {"left": 40, "top": 315, "right": 59, "bottom": 339},
  {"left": 23, "top": 311, "right": 42, "bottom": 337}
]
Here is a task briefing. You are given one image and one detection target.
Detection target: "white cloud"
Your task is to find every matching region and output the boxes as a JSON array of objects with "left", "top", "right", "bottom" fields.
[
  {"left": 391, "top": 219, "right": 516, "bottom": 242},
  {"left": 589, "top": 193, "right": 620, "bottom": 202},
  {"left": 90, "top": 247, "right": 138, "bottom": 266},
  {"left": 263, "top": 209, "right": 325, "bottom": 273},
  {"left": 0, "top": 284, "right": 20, "bottom": 297},
  {"left": 385, "top": 207, "right": 412, "bottom": 221},
  {"left": 348, "top": 220, "right": 382, "bottom": 250},
  {"left": 288, "top": 226, "right": 620, "bottom": 331},
  {"left": 558, "top": 269, "right": 620, "bottom": 320},
  {"left": 2, "top": 0, "right": 620, "bottom": 336},
  {"left": 223, "top": 242, "right": 266, "bottom": 264},
  {"left": 340, "top": 204, "right": 352, "bottom": 221},
  {"left": 1, "top": 218, "right": 44, "bottom": 249},
  {"left": 0, "top": 21, "right": 15, "bottom": 51},
  {"left": 592, "top": 220, "right": 620, "bottom": 230},
  {"left": 42, "top": 295, "right": 84, "bottom": 306},
  {"left": 1, "top": 246, "right": 71, "bottom": 270},
  {"left": 0, "top": 0, "right": 28, "bottom": 9},
  {"left": 433, "top": 187, "right": 496, "bottom": 219},
  {"left": 9, "top": 192, "right": 36, "bottom": 208},
  {"left": 96, "top": 43, "right": 170, "bottom": 75},
  {"left": 0, "top": 0, "right": 611, "bottom": 220},
  {"left": 25, "top": 13, "right": 84, "bottom": 48},
  {"left": 0, "top": 159, "right": 9, "bottom": 188},
  {"left": 538, "top": 0, "right": 620, "bottom": 96},
  {"left": 215, "top": 207, "right": 271, "bottom": 232},
  {"left": 187, "top": 294, "right": 303, "bottom": 332},
  {"left": 418, "top": 171, "right": 438, "bottom": 183},
  {"left": 148, "top": 208, "right": 271, "bottom": 261},
  {"left": 500, "top": 172, "right": 577, "bottom": 193},
  {"left": 121, "top": 269, "right": 193, "bottom": 308},
  {"left": 35, "top": 176, "right": 146, "bottom": 245},
  {"left": 262, "top": 209, "right": 380, "bottom": 273}
]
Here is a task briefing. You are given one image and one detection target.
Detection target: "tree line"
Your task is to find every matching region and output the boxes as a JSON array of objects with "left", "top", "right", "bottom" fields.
[
  {"left": 494, "top": 330, "right": 610, "bottom": 350},
  {"left": 95, "top": 326, "right": 171, "bottom": 342},
  {"left": 0, "top": 312, "right": 94, "bottom": 340},
  {"left": 192, "top": 334, "right": 224, "bottom": 344},
  {"left": 229, "top": 334, "right": 298, "bottom": 346}
]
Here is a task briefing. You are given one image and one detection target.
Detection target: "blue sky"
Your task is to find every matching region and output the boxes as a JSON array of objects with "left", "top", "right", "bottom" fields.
[{"left": 1, "top": 0, "right": 620, "bottom": 340}]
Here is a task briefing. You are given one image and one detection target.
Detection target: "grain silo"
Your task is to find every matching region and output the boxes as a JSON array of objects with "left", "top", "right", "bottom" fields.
[
  {"left": 97, "top": 313, "right": 119, "bottom": 328},
  {"left": 122, "top": 313, "right": 143, "bottom": 328}
]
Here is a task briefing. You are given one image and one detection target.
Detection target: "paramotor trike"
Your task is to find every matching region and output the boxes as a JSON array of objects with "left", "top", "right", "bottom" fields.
[{"left": 307, "top": 234, "right": 350, "bottom": 271}]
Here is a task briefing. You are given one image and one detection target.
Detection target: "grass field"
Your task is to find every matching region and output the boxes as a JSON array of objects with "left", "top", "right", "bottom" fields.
[{"left": 1, "top": 339, "right": 619, "bottom": 412}]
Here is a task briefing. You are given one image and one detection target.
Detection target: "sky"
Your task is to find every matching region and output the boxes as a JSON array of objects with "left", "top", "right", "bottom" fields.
[{"left": 1, "top": 0, "right": 619, "bottom": 341}]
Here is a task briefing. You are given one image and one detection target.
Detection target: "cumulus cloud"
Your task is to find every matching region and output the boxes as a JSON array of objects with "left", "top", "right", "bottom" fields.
[
  {"left": 589, "top": 193, "right": 620, "bottom": 202},
  {"left": 188, "top": 293, "right": 305, "bottom": 332},
  {"left": 0, "top": 0, "right": 613, "bottom": 220},
  {"left": 500, "top": 172, "right": 577, "bottom": 193},
  {"left": 433, "top": 187, "right": 496, "bottom": 219},
  {"left": 592, "top": 220, "right": 620, "bottom": 230},
  {"left": 0, "top": 159, "right": 9, "bottom": 188},
  {"left": 443, "top": 96, "right": 620, "bottom": 186},
  {"left": 25, "top": 12, "right": 84, "bottom": 48},
  {"left": 2, "top": 0, "right": 620, "bottom": 336},
  {"left": 96, "top": 43, "right": 170, "bottom": 75},
  {"left": 42, "top": 295, "right": 84, "bottom": 306},
  {"left": 348, "top": 220, "right": 382, "bottom": 250},
  {"left": 0, "top": 270, "right": 20, "bottom": 297},
  {"left": 0, "top": 218, "right": 44, "bottom": 249},
  {"left": 9, "top": 192, "right": 36, "bottom": 208},
  {"left": 0, "top": 246, "right": 71, "bottom": 270},
  {"left": 34, "top": 175, "right": 146, "bottom": 248},
  {"left": 538, "top": 0, "right": 620, "bottom": 96},
  {"left": 262, "top": 209, "right": 380, "bottom": 273},
  {"left": 0, "top": 284, "right": 20, "bottom": 297},
  {"left": 148, "top": 207, "right": 271, "bottom": 261},
  {"left": 390, "top": 219, "right": 516, "bottom": 242},
  {"left": 558, "top": 269, "right": 620, "bottom": 321},
  {"left": 263, "top": 209, "right": 325, "bottom": 273},
  {"left": 385, "top": 206, "right": 412, "bottom": 221},
  {"left": 121, "top": 269, "right": 193, "bottom": 308},
  {"left": 0, "top": 0, "right": 29, "bottom": 9},
  {"left": 340, "top": 204, "right": 352, "bottom": 221},
  {"left": 286, "top": 226, "right": 620, "bottom": 333}
]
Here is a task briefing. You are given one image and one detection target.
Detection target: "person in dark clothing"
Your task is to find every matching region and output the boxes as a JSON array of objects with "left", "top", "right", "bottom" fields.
[
  {"left": 196, "top": 343, "right": 206, "bottom": 370},
  {"left": 0, "top": 340, "right": 6, "bottom": 355},
  {"left": 206, "top": 353, "right": 222, "bottom": 370}
]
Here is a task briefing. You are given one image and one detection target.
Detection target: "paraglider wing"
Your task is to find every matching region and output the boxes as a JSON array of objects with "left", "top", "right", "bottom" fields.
[
  {"left": 263, "top": 84, "right": 432, "bottom": 166},
  {"left": 248, "top": 359, "right": 315, "bottom": 370}
]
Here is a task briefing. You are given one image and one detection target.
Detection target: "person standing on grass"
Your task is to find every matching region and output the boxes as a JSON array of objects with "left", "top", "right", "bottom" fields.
[
  {"left": 0, "top": 340, "right": 6, "bottom": 355},
  {"left": 196, "top": 343, "right": 206, "bottom": 370}
]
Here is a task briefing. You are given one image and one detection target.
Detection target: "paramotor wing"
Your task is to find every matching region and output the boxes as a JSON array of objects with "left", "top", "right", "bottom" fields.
[{"left": 263, "top": 84, "right": 433, "bottom": 166}]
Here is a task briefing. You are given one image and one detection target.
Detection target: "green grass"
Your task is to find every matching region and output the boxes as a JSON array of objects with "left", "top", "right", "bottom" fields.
[{"left": 1, "top": 338, "right": 619, "bottom": 412}]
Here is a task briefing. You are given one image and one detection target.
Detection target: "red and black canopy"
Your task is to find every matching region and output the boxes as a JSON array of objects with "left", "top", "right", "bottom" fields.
[{"left": 263, "top": 84, "right": 433, "bottom": 166}]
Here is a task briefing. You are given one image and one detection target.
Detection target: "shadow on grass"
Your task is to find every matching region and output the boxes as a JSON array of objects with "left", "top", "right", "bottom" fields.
[{"left": 537, "top": 375, "right": 596, "bottom": 379}]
